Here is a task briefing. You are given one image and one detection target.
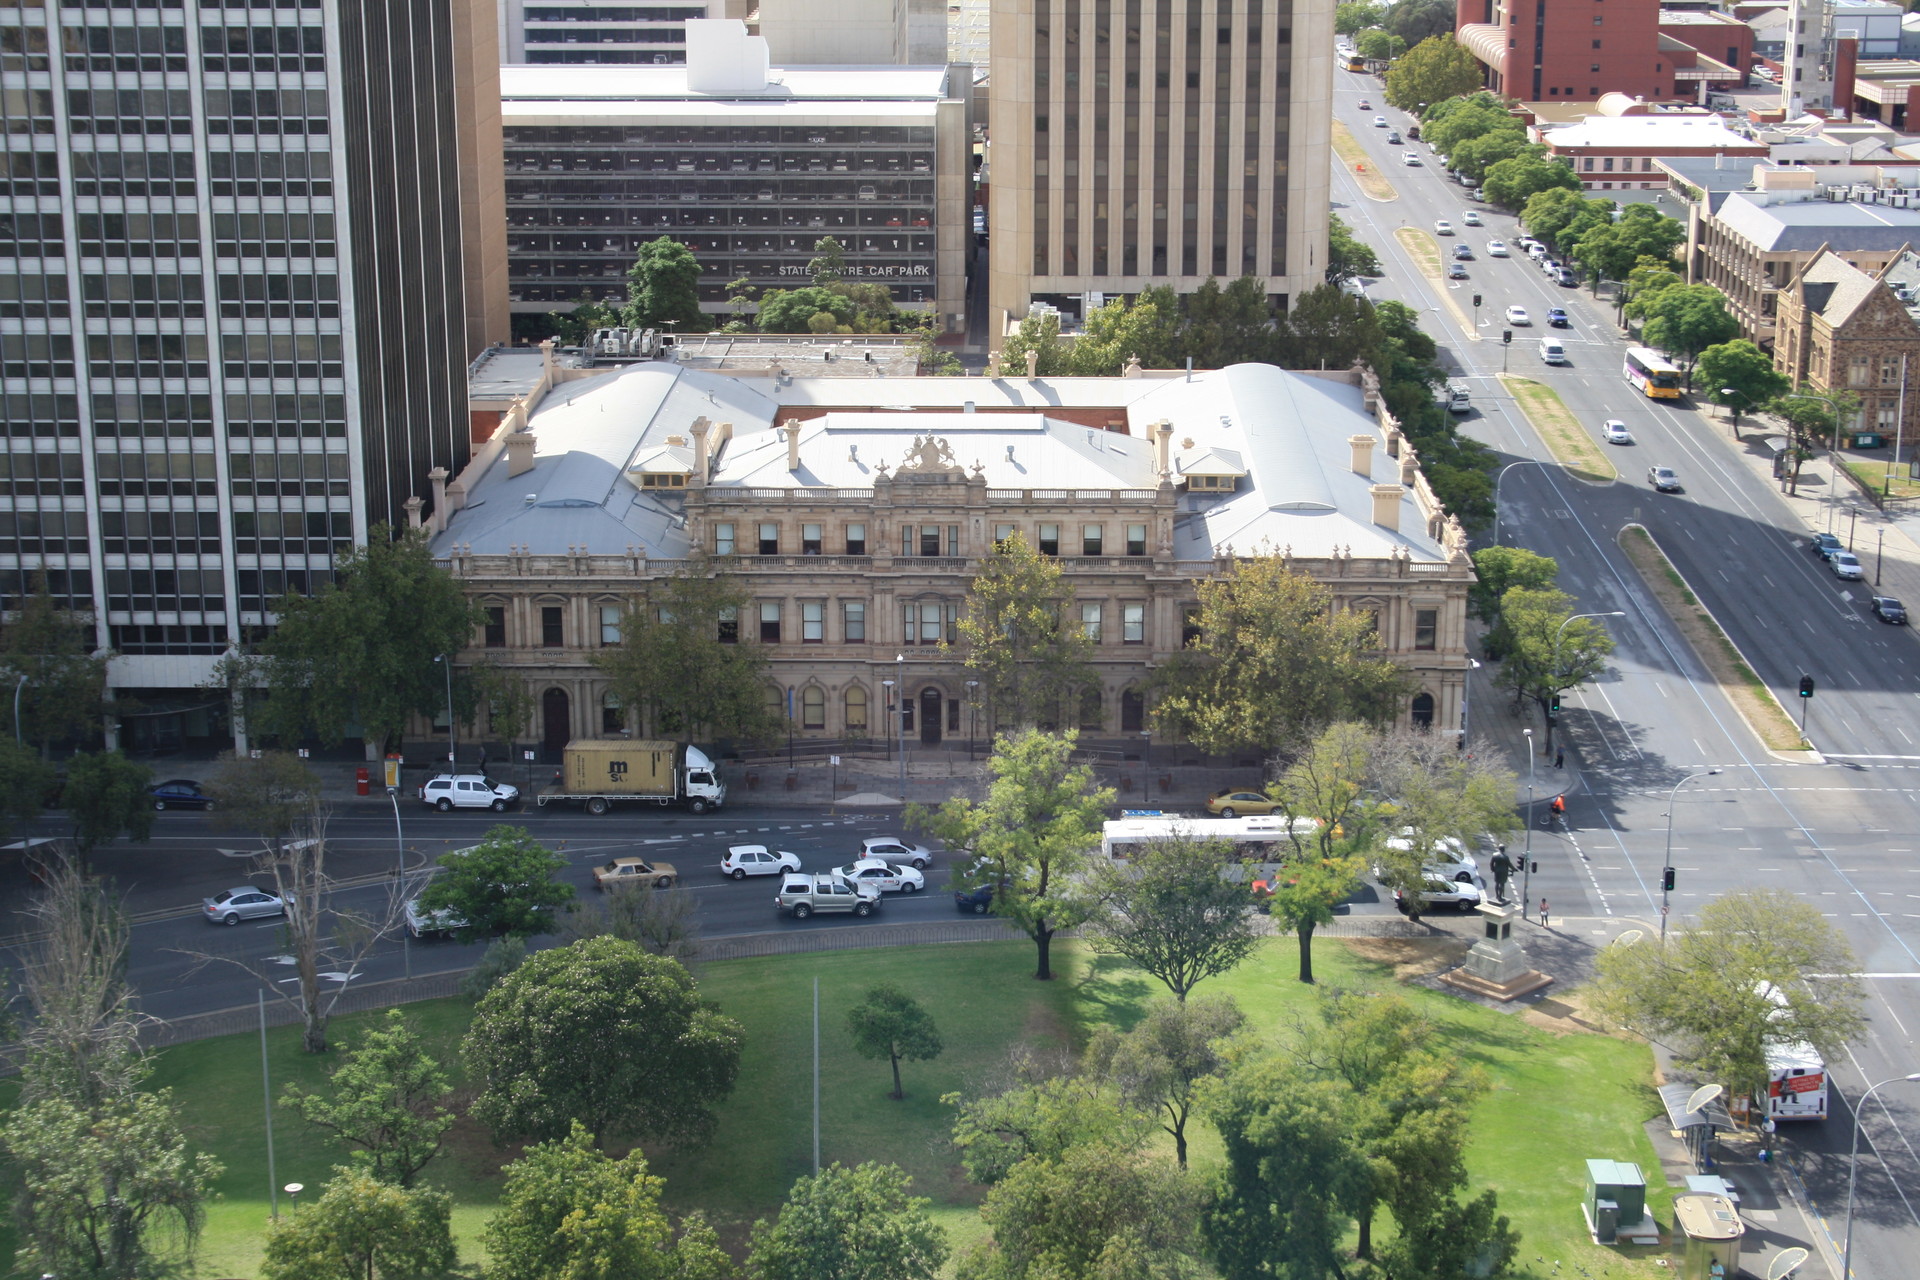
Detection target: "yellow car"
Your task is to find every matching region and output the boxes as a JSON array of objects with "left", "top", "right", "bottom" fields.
[
  {"left": 1205, "top": 790, "right": 1279, "bottom": 818},
  {"left": 592, "top": 857, "right": 679, "bottom": 890}
]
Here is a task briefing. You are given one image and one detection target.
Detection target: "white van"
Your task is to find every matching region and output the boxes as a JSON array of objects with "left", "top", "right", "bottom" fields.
[
  {"left": 1538, "top": 337, "right": 1567, "bottom": 365},
  {"left": 1443, "top": 383, "right": 1472, "bottom": 413}
]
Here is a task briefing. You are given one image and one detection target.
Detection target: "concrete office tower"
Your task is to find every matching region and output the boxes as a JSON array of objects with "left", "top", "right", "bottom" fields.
[
  {"left": 1782, "top": 0, "right": 1836, "bottom": 115},
  {"left": 758, "top": 0, "right": 949, "bottom": 65},
  {"left": 986, "top": 0, "right": 1332, "bottom": 342},
  {"left": 498, "top": 1, "right": 738, "bottom": 65},
  {"left": 0, "top": 0, "right": 506, "bottom": 751}
]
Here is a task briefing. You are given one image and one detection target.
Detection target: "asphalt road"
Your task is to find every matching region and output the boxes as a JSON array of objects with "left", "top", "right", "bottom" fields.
[{"left": 1333, "top": 70, "right": 1920, "bottom": 1279}]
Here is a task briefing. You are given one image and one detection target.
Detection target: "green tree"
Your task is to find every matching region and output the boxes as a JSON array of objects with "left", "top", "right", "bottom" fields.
[
  {"left": 1385, "top": 35, "right": 1483, "bottom": 112},
  {"left": 260, "top": 1169, "right": 455, "bottom": 1280},
  {"left": 465, "top": 936, "right": 744, "bottom": 1147},
  {"left": 1150, "top": 554, "right": 1409, "bottom": 759},
  {"left": 1088, "top": 995, "right": 1245, "bottom": 1170},
  {"left": 1592, "top": 888, "right": 1867, "bottom": 1109},
  {"left": 1421, "top": 94, "right": 1518, "bottom": 155},
  {"left": 63, "top": 750, "right": 155, "bottom": 866},
  {"left": 1696, "top": 339, "right": 1789, "bottom": 425},
  {"left": 1489, "top": 586, "right": 1616, "bottom": 755},
  {"left": 914, "top": 729, "right": 1110, "bottom": 980},
  {"left": 749, "top": 1162, "right": 949, "bottom": 1280},
  {"left": 624, "top": 236, "right": 704, "bottom": 333},
  {"left": 1267, "top": 855, "right": 1368, "bottom": 984},
  {"left": 0, "top": 736, "right": 55, "bottom": 843},
  {"left": 593, "top": 563, "right": 782, "bottom": 743},
  {"left": 1448, "top": 129, "right": 1535, "bottom": 183},
  {"left": 947, "top": 1063, "right": 1153, "bottom": 1187},
  {"left": 1355, "top": 28, "right": 1406, "bottom": 61},
  {"left": 550, "top": 291, "right": 622, "bottom": 347},
  {"left": 756, "top": 284, "right": 855, "bottom": 333},
  {"left": 1467, "top": 546, "right": 1559, "bottom": 628},
  {"left": 1385, "top": 0, "right": 1455, "bottom": 45},
  {"left": 1335, "top": 2, "right": 1386, "bottom": 36},
  {"left": 1276, "top": 283, "right": 1384, "bottom": 369},
  {"left": 468, "top": 659, "right": 538, "bottom": 756},
  {"left": 808, "top": 235, "right": 848, "bottom": 286},
  {"left": 246, "top": 525, "right": 483, "bottom": 754},
  {"left": 1519, "top": 188, "right": 1609, "bottom": 253},
  {"left": 4, "top": 1087, "right": 222, "bottom": 1280},
  {"left": 1268, "top": 721, "right": 1376, "bottom": 856},
  {"left": 280, "top": 1010, "right": 453, "bottom": 1188},
  {"left": 1481, "top": 152, "right": 1581, "bottom": 209},
  {"left": 1366, "top": 730, "right": 1520, "bottom": 904},
  {"left": 1325, "top": 214, "right": 1383, "bottom": 284},
  {"left": 956, "top": 532, "right": 1098, "bottom": 733},
  {"left": 1770, "top": 385, "right": 1861, "bottom": 492},
  {"left": 483, "top": 1121, "right": 733, "bottom": 1280},
  {"left": 1571, "top": 211, "right": 1684, "bottom": 289},
  {"left": 0, "top": 577, "right": 107, "bottom": 754},
  {"left": 960, "top": 1142, "right": 1205, "bottom": 1280},
  {"left": 204, "top": 748, "right": 322, "bottom": 850},
  {"left": 1639, "top": 283, "right": 1741, "bottom": 379},
  {"left": 846, "top": 984, "right": 944, "bottom": 1100},
  {"left": 998, "top": 310, "right": 1071, "bottom": 377},
  {"left": 417, "top": 825, "right": 572, "bottom": 943},
  {"left": 1085, "top": 837, "right": 1260, "bottom": 1002},
  {"left": 1065, "top": 290, "right": 1183, "bottom": 375},
  {"left": 1178, "top": 276, "right": 1276, "bottom": 368}
]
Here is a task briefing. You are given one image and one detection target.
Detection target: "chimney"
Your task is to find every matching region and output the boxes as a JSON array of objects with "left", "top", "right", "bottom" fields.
[
  {"left": 1348, "top": 434, "right": 1375, "bottom": 477},
  {"left": 403, "top": 495, "right": 424, "bottom": 530},
  {"left": 1370, "top": 483, "right": 1405, "bottom": 533},
  {"left": 784, "top": 419, "right": 802, "bottom": 472},
  {"left": 690, "top": 415, "right": 712, "bottom": 487},
  {"left": 428, "top": 466, "right": 449, "bottom": 534},
  {"left": 1154, "top": 419, "right": 1174, "bottom": 477},
  {"left": 1026, "top": 349, "right": 1039, "bottom": 378},
  {"left": 506, "top": 432, "right": 536, "bottom": 478}
]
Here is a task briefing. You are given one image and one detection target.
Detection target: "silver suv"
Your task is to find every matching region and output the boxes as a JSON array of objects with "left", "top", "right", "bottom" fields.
[{"left": 775, "top": 873, "right": 879, "bottom": 919}]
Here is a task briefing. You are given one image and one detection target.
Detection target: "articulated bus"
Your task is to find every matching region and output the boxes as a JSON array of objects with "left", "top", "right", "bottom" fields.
[
  {"left": 1100, "top": 814, "right": 1320, "bottom": 862},
  {"left": 1623, "top": 346, "right": 1683, "bottom": 400}
]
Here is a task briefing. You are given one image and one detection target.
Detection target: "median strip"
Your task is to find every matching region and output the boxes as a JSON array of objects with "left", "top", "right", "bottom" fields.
[
  {"left": 1498, "top": 374, "right": 1616, "bottom": 483},
  {"left": 1332, "top": 120, "right": 1399, "bottom": 202}
]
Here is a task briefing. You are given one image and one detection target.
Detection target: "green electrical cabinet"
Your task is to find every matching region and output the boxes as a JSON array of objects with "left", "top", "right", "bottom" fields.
[{"left": 1584, "top": 1159, "right": 1647, "bottom": 1243}]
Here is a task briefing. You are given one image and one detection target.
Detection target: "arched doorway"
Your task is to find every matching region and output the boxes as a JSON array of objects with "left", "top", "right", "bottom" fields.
[
  {"left": 1410, "top": 692, "right": 1435, "bottom": 729},
  {"left": 542, "top": 688, "right": 571, "bottom": 756},
  {"left": 919, "top": 686, "right": 943, "bottom": 746}
]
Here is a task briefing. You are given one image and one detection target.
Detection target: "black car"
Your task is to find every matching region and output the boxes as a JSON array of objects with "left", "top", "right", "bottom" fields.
[
  {"left": 1872, "top": 595, "right": 1908, "bottom": 624},
  {"left": 954, "top": 879, "right": 1008, "bottom": 914},
  {"left": 1810, "top": 532, "right": 1843, "bottom": 560},
  {"left": 149, "top": 778, "right": 214, "bottom": 811}
]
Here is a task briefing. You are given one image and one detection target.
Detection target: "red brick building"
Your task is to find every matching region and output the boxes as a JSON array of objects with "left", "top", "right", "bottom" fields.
[{"left": 1456, "top": 0, "right": 1741, "bottom": 104}]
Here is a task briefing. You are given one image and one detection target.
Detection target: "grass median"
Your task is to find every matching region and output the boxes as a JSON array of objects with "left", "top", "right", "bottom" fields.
[
  {"left": 1618, "top": 524, "right": 1809, "bottom": 752},
  {"left": 1393, "top": 225, "right": 1443, "bottom": 280},
  {"left": 1332, "top": 119, "right": 1399, "bottom": 202},
  {"left": 1500, "top": 374, "right": 1617, "bottom": 483}
]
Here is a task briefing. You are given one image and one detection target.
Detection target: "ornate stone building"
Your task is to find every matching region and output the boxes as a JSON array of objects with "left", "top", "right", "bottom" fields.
[
  {"left": 1774, "top": 245, "right": 1920, "bottom": 441},
  {"left": 430, "top": 346, "right": 1474, "bottom": 758}
]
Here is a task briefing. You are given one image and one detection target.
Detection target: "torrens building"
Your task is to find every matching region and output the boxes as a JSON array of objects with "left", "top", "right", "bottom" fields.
[{"left": 429, "top": 349, "right": 1474, "bottom": 757}]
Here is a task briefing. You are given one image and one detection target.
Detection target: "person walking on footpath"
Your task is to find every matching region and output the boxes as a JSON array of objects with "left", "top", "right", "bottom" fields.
[
  {"left": 1554, "top": 747, "right": 1564, "bottom": 769},
  {"left": 1539, "top": 899, "right": 1550, "bottom": 929}
]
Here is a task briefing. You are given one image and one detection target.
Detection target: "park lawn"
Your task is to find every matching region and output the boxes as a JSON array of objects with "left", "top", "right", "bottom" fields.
[{"left": 5, "top": 936, "right": 1680, "bottom": 1280}]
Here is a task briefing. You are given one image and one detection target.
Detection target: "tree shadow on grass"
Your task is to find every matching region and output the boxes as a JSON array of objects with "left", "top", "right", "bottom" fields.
[{"left": 1071, "top": 951, "right": 1159, "bottom": 1032}]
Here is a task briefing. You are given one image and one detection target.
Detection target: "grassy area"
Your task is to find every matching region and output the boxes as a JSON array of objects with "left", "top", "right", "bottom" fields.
[
  {"left": 1839, "top": 453, "right": 1920, "bottom": 502},
  {"left": 1393, "top": 226, "right": 1443, "bottom": 280},
  {"left": 7, "top": 937, "right": 1685, "bottom": 1280},
  {"left": 1618, "top": 525, "right": 1808, "bottom": 752},
  {"left": 1500, "top": 374, "right": 1617, "bottom": 483},
  {"left": 1332, "top": 120, "right": 1399, "bottom": 202}
]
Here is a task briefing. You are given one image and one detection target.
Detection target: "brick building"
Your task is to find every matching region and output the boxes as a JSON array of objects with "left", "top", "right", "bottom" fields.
[
  {"left": 1456, "top": 0, "right": 1740, "bottom": 104},
  {"left": 1535, "top": 113, "right": 1766, "bottom": 192},
  {"left": 1773, "top": 246, "right": 1920, "bottom": 443}
]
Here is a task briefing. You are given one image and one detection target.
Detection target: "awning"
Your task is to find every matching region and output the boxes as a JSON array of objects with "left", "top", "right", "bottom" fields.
[{"left": 1659, "top": 1082, "right": 1736, "bottom": 1131}]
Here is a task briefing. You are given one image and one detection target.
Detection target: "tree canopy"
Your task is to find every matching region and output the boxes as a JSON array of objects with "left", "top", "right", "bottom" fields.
[
  {"left": 279, "top": 1010, "right": 452, "bottom": 1188},
  {"left": 1696, "top": 339, "right": 1790, "bottom": 420},
  {"left": 0, "top": 577, "right": 107, "bottom": 753},
  {"left": 1335, "top": 2, "right": 1386, "bottom": 36},
  {"left": 750, "top": 1162, "right": 949, "bottom": 1280},
  {"left": 1085, "top": 837, "right": 1262, "bottom": 1001},
  {"left": 624, "top": 236, "right": 704, "bottom": 333},
  {"left": 63, "top": 750, "right": 155, "bottom": 863},
  {"left": 417, "top": 824, "right": 574, "bottom": 943},
  {"left": 259, "top": 1170, "right": 455, "bottom": 1280},
  {"left": 1385, "top": 36, "right": 1484, "bottom": 113},
  {"left": 1638, "top": 284, "right": 1741, "bottom": 374},
  {"left": 1488, "top": 586, "right": 1617, "bottom": 753},
  {"left": 1326, "top": 213, "right": 1383, "bottom": 284},
  {"left": 1481, "top": 152, "right": 1581, "bottom": 210},
  {"left": 846, "top": 984, "right": 944, "bottom": 1100},
  {"left": 1366, "top": 730, "right": 1519, "bottom": 903},
  {"left": 1355, "top": 29, "right": 1407, "bottom": 61},
  {"left": 1088, "top": 995, "right": 1245, "bottom": 1170},
  {"left": 957, "top": 532, "right": 1098, "bottom": 734}
]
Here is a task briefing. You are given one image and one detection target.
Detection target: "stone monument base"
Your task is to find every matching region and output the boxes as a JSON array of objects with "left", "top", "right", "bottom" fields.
[
  {"left": 1440, "top": 966, "right": 1555, "bottom": 1001},
  {"left": 1438, "top": 898, "right": 1553, "bottom": 1001}
]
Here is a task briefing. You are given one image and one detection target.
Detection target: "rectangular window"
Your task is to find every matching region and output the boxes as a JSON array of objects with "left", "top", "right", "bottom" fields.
[
  {"left": 845, "top": 523, "right": 866, "bottom": 555},
  {"left": 1123, "top": 603, "right": 1145, "bottom": 644},
  {"left": 759, "top": 601, "right": 781, "bottom": 643},
  {"left": 758, "top": 522, "right": 778, "bottom": 555},
  {"left": 714, "top": 522, "right": 735, "bottom": 555},
  {"left": 1181, "top": 606, "right": 1203, "bottom": 647},
  {"left": 1880, "top": 357, "right": 1901, "bottom": 387},
  {"left": 484, "top": 606, "right": 506, "bottom": 648},
  {"left": 948, "top": 697, "right": 960, "bottom": 732},
  {"left": 599, "top": 605, "right": 621, "bottom": 646},
  {"left": 1850, "top": 356, "right": 1872, "bottom": 388},
  {"left": 994, "top": 523, "right": 1017, "bottom": 546},
  {"left": 541, "top": 606, "right": 564, "bottom": 648},
  {"left": 920, "top": 525, "right": 941, "bottom": 556},
  {"left": 843, "top": 600, "right": 866, "bottom": 642},
  {"left": 802, "top": 601, "right": 823, "bottom": 642},
  {"left": 1126, "top": 523, "right": 1147, "bottom": 556},
  {"left": 1082, "top": 524, "right": 1103, "bottom": 556},
  {"left": 1082, "top": 602, "right": 1103, "bottom": 642},
  {"left": 1413, "top": 608, "right": 1438, "bottom": 651},
  {"left": 718, "top": 607, "right": 739, "bottom": 644},
  {"left": 1038, "top": 523, "right": 1060, "bottom": 556},
  {"left": 1603, "top": 157, "right": 1614, "bottom": 172},
  {"left": 602, "top": 694, "right": 623, "bottom": 735},
  {"left": 802, "top": 523, "right": 822, "bottom": 554}
]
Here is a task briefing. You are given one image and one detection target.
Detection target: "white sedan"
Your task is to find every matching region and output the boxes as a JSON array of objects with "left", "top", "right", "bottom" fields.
[
  {"left": 1504, "top": 305, "right": 1531, "bottom": 325},
  {"left": 1462, "top": 210, "right": 1482, "bottom": 226},
  {"left": 1602, "top": 420, "right": 1633, "bottom": 444},
  {"left": 1486, "top": 239, "right": 1510, "bottom": 257},
  {"left": 833, "top": 858, "right": 926, "bottom": 893},
  {"left": 1402, "top": 151, "right": 1421, "bottom": 166},
  {"left": 1433, "top": 219, "right": 1454, "bottom": 235},
  {"left": 721, "top": 844, "right": 802, "bottom": 879}
]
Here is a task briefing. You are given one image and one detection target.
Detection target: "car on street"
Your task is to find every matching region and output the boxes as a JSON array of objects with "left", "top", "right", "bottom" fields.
[
  {"left": 1386, "top": 130, "right": 1401, "bottom": 144},
  {"left": 593, "top": 857, "right": 679, "bottom": 890},
  {"left": 1452, "top": 244, "right": 1473, "bottom": 260},
  {"left": 1486, "top": 239, "right": 1510, "bottom": 256},
  {"left": 1504, "top": 305, "right": 1530, "bottom": 325},
  {"left": 202, "top": 886, "right": 285, "bottom": 926},
  {"left": 1872, "top": 595, "right": 1908, "bottom": 623},
  {"left": 1831, "top": 550, "right": 1865, "bottom": 580},
  {"left": 1602, "top": 420, "right": 1633, "bottom": 445},
  {"left": 1402, "top": 151, "right": 1421, "bottom": 166},
  {"left": 720, "top": 844, "right": 802, "bottom": 879},
  {"left": 1393, "top": 874, "right": 1484, "bottom": 915},
  {"left": 1434, "top": 219, "right": 1454, "bottom": 235},
  {"left": 775, "top": 873, "right": 879, "bottom": 919},
  {"left": 1378, "top": 830, "right": 1481, "bottom": 885},
  {"left": 1207, "top": 789, "right": 1279, "bottom": 818},
  {"left": 1546, "top": 306, "right": 1569, "bottom": 327},
  {"left": 1471, "top": 186, "right": 1487, "bottom": 200},
  {"left": 955, "top": 879, "right": 1004, "bottom": 914},
  {"left": 404, "top": 898, "right": 465, "bottom": 939},
  {"left": 150, "top": 778, "right": 214, "bottom": 811},
  {"left": 1447, "top": 261, "right": 1469, "bottom": 279},
  {"left": 860, "top": 836, "right": 933, "bottom": 869},
  {"left": 417, "top": 774, "right": 519, "bottom": 812},
  {"left": 1648, "top": 466, "right": 1682, "bottom": 492},
  {"left": 832, "top": 858, "right": 926, "bottom": 893},
  {"left": 1357, "top": 99, "right": 1371, "bottom": 109},
  {"left": 1810, "top": 532, "right": 1843, "bottom": 560},
  {"left": 1372, "top": 115, "right": 1387, "bottom": 127},
  {"left": 1462, "top": 210, "right": 1482, "bottom": 226}
]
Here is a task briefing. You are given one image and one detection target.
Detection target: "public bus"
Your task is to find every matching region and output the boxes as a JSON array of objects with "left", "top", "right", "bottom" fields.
[
  {"left": 1342, "top": 54, "right": 1367, "bottom": 72},
  {"left": 1100, "top": 813, "right": 1320, "bottom": 862},
  {"left": 1755, "top": 984, "right": 1829, "bottom": 1121},
  {"left": 1623, "top": 346, "right": 1683, "bottom": 400}
]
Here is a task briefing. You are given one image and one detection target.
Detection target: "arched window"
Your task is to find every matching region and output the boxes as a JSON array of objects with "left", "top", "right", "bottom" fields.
[
  {"left": 1120, "top": 687, "right": 1145, "bottom": 732},
  {"left": 767, "top": 685, "right": 786, "bottom": 726},
  {"left": 601, "top": 691, "right": 624, "bottom": 735},
  {"left": 802, "top": 686, "right": 825, "bottom": 730},
  {"left": 1078, "top": 686, "right": 1103, "bottom": 730},
  {"left": 1410, "top": 692, "right": 1436, "bottom": 728},
  {"left": 845, "top": 685, "right": 869, "bottom": 735}
]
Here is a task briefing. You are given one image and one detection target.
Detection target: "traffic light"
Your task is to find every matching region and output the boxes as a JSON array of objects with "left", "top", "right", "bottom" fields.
[
  {"left": 1549, "top": 692, "right": 1561, "bottom": 714},
  {"left": 1472, "top": 293, "right": 1483, "bottom": 308},
  {"left": 1662, "top": 866, "right": 1677, "bottom": 892},
  {"left": 1799, "top": 674, "right": 1816, "bottom": 699},
  {"left": 1502, "top": 329, "right": 1513, "bottom": 345}
]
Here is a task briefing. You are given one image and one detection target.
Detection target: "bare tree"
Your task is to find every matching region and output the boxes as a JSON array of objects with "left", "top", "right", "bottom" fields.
[
  {"left": 558, "top": 880, "right": 703, "bottom": 962},
  {"left": 175, "top": 808, "right": 407, "bottom": 1053}
]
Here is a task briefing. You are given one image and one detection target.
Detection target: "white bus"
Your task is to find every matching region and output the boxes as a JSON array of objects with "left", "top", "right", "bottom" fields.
[
  {"left": 1755, "top": 984, "right": 1829, "bottom": 1121},
  {"left": 1100, "top": 814, "right": 1321, "bottom": 862},
  {"left": 1623, "top": 346, "right": 1682, "bottom": 400}
]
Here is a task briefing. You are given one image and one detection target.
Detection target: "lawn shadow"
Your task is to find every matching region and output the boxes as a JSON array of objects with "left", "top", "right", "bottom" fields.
[{"left": 1071, "top": 951, "right": 1159, "bottom": 1032}]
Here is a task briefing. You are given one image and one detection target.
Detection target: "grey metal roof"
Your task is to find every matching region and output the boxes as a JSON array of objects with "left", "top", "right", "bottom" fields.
[{"left": 1716, "top": 190, "right": 1920, "bottom": 251}]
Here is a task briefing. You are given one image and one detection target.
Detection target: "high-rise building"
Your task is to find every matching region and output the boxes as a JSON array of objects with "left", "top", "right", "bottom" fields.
[
  {"left": 496, "top": 0, "right": 950, "bottom": 68},
  {"left": 985, "top": 0, "right": 1331, "bottom": 341},
  {"left": 1454, "top": 0, "right": 1677, "bottom": 104},
  {"left": 0, "top": 0, "right": 507, "bottom": 751},
  {"left": 498, "top": 0, "right": 728, "bottom": 66}
]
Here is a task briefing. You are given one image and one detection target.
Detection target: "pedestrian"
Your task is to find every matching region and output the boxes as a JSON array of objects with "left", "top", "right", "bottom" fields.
[
  {"left": 1540, "top": 899, "right": 1550, "bottom": 929},
  {"left": 1554, "top": 747, "right": 1564, "bottom": 770},
  {"left": 477, "top": 746, "right": 488, "bottom": 773}
]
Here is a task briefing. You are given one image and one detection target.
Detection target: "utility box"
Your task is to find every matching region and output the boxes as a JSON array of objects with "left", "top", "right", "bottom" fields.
[
  {"left": 1584, "top": 1159, "right": 1647, "bottom": 1232},
  {"left": 1672, "top": 1192, "right": 1743, "bottom": 1280}
]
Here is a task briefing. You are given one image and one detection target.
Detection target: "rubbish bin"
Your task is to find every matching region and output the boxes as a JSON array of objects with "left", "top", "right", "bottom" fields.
[
  {"left": 355, "top": 766, "right": 370, "bottom": 797},
  {"left": 1853, "top": 432, "right": 1884, "bottom": 449}
]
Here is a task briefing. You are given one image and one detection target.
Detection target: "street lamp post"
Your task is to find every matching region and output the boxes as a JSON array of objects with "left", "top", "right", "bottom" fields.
[
  {"left": 1521, "top": 727, "right": 1536, "bottom": 919},
  {"left": 1460, "top": 657, "right": 1482, "bottom": 751},
  {"left": 881, "top": 679, "right": 894, "bottom": 764},
  {"left": 894, "top": 653, "right": 906, "bottom": 798},
  {"left": 433, "top": 654, "right": 455, "bottom": 768},
  {"left": 1778, "top": 390, "right": 1843, "bottom": 505},
  {"left": 1492, "top": 459, "right": 1544, "bottom": 545},
  {"left": 1546, "top": 611, "right": 1626, "bottom": 758},
  {"left": 965, "top": 680, "right": 979, "bottom": 760},
  {"left": 1842, "top": 1071, "right": 1920, "bottom": 1280},
  {"left": 12, "top": 671, "right": 26, "bottom": 744},
  {"left": 1659, "top": 768, "right": 1720, "bottom": 942},
  {"left": 1718, "top": 386, "right": 1751, "bottom": 437}
]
